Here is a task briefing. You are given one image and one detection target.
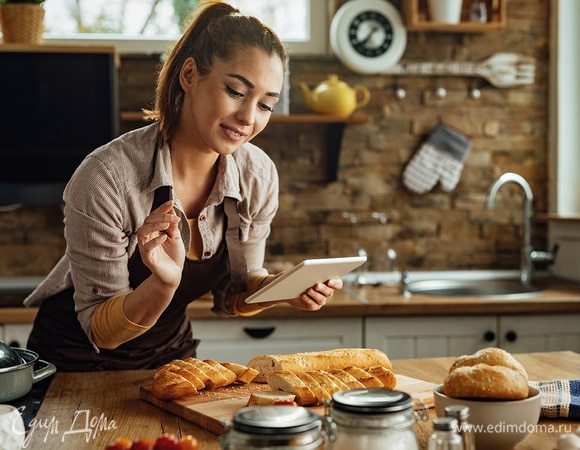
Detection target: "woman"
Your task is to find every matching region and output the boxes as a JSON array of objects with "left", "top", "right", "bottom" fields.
[{"left": 24, "top": 2, "right": 342, "bottom": 371}]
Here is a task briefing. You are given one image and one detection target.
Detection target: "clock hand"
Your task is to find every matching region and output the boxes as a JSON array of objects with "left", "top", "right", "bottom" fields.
[{"left": 360, "top": 25, "right": 379, "bottom": 46}]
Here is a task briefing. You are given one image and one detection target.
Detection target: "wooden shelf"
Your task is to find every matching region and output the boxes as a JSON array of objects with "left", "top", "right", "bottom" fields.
[
  {"left": 403, "top": 0, "right": 506, "bottom": 32},
  {"left": 120, "top": 112, "right": 372, "bottom": 182}
]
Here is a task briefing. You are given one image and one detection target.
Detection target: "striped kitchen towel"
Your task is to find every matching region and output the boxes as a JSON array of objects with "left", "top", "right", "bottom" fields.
[{"left": 530, "top": 379, "right": 580, "bottom": 420}]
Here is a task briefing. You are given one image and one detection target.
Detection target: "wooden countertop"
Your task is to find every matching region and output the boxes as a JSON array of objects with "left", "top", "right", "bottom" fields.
[
  {"left": 24, "top": 351, "right": 580, "bottom": 449},
  {"left": 3, "top": 277, "right": 580, "bottom": 323}
]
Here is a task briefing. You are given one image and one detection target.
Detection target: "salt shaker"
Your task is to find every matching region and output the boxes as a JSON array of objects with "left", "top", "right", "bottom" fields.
[
  {"left": 328, "top": 388, "right": 427, "bottom": 450},
  {"left": 444, "top": 405, "right": 476, "bottom": 450},
  {"left": 427, "top": 417, "right": 463, "bottom": 450}
]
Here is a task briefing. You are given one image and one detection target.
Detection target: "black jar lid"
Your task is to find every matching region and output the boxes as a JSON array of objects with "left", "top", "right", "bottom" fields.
[
  {"left": 233, "top": 405, "right": 321, "bottom": 435},
  {"left": 332, "top": 388, "right": 413, "bottom": 414}
]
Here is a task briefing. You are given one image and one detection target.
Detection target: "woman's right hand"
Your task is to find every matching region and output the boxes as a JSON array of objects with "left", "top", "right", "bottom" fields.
[{"left": 136, "top": 200, "right": 185, "bottom": 287}]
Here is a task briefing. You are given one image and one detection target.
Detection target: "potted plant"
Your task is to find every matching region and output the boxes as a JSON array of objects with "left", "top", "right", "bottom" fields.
[{"left": 0, "top": 0, "right": 46, "bottom": 44}]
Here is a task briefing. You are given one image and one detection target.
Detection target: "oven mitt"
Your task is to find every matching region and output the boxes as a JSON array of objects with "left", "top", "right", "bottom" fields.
[
  {"left": 403, "top": 123, "right": 472, "bottom": 194},
  {"left": 529, "top": 379, "right": 580, "bottom": 420}
]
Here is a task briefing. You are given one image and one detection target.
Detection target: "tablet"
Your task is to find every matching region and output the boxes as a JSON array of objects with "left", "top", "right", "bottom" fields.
[{"left": 245, "top": 256, "right": 367, "bottom": 304}]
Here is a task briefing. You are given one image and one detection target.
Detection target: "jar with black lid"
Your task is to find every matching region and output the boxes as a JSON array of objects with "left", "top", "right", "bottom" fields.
[
  {"left": 327, "top": 388, "right": 428, "bottom": 450},
  {"left": 221, "top": 405, "right": 336, "bottom": 449}
]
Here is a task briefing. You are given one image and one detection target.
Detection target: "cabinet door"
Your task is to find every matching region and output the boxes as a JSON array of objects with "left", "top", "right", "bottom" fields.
[
  {"left": 190, "top": 318, "right": 363, "bottom": 364},
  {"left": 365, "top": 315, "right": 498, "bottom": 359},
  {"left": 499, "top": 314, "right": 580, "bottom": 353}
]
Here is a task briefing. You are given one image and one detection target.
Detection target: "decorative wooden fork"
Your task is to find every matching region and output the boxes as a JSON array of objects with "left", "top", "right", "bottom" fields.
[{"left": 383, "top": 53, "right": 536, "bottom": 88}]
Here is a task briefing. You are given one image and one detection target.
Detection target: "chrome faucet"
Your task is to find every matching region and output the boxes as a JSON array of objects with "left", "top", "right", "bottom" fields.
[{"left": 485, "top": 172, "right": 557, "bottom": 286}]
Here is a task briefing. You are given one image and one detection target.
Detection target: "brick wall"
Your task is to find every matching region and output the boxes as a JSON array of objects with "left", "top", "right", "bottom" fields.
[{"left": 0, "top": 0, "right": 550, "bottom": 276}]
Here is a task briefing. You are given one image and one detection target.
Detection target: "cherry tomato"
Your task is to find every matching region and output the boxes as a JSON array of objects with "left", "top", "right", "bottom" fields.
[
  {"left": 178, "top": 435, "right": 199, "bottom": 450},
  {"left": 131, "top": 438, "right": 156, "bottom": 450},
  {"left": 154, "top": 433, "right": 181, "bottom": 450},
  {"left": 105, "top": 437, "right": 133, "bottom": 450}
]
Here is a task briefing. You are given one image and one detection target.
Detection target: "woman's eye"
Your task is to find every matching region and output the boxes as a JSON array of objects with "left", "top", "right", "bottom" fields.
[
  {"left": 259, "top": 102, "right": 274, "bottom": 113},
  {"left": 226, "top": 86, "right": 244, "bottom": 98}
]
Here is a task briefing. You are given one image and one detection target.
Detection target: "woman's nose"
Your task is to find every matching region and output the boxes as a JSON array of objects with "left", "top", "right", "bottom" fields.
[{"left": 235, "top": 103, "right": 256, "bottom": 126}]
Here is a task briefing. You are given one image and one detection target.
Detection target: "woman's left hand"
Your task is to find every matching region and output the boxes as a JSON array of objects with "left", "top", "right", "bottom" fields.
[{"left": 283, "top": 278, "right": 343, "bottom": 311}]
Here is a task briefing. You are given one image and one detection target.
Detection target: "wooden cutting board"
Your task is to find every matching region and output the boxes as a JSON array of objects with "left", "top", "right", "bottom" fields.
[{"left": 140, "top": 374, "right": 437, "bottom": 435}]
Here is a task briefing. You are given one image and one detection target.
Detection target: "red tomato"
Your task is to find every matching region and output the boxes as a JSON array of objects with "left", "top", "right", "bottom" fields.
[
  {"left": 154, "top": 434, "right": 181, "bottom": 450},
  {"left": 131, "top": 438, "right": 156, "bottom": 450},
  {"left": 178, "top": 435, "right": 199, "bottom": 450},
  {"left": 105, "top": 437, "right": 133, "bottom": 450}
]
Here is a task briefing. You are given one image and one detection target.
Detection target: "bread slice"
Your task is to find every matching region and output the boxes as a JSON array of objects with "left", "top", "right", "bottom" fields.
[
  {"left": 163, "top": 360, "right": 205, "bottom": 390},
  {"left": 184, "top": 358, "right": 229, "bottom": 389},
  {"left": 295, "top": 372, "right": 326, "bottom": 405},
  {"left": 221, "top": 362, "right": 259, "bottom": 384},
  {"left": 323, "top": 371, "right": 350, "bottom": 391},
  {"left": 367, "top": 366, "right": 397, "bottom": 389},
  {"left": 246, "top": 390, "right": 296, "bottom": 406},
  {"left": 344, "top": 366, "right": 383, "bottom": 388},
  {"left": 152, "top": 368, "right": 197, "bottom": 400},
  {"left": 203, "top": 359, "right": 237, "bottom": 386},
  {"left": 266, "top": 370, "right": 318, "bottom": 406},
  {"left": 329, "top": 369, "right": 366, "bottom": 389},
  {"left": 247, "top": 348, "right": 392, "bottom": 383}
]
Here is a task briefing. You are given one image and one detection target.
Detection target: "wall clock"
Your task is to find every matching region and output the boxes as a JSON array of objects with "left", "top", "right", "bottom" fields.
[{"left": 330, "top": 0, "right": 407, "bottom": 74}]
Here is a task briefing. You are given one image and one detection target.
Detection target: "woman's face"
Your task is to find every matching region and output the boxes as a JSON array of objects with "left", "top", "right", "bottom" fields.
[{"left": 179, "top": 46, "right": 284, "bottom": 156}]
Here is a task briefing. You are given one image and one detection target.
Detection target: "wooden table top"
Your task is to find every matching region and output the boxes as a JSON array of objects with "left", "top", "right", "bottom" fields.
[{"left": 24, "top": 351, "right": 580, "bottom": 449}]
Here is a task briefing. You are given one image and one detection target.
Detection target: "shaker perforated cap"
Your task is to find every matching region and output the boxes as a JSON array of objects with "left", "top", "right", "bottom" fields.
[{"left": 332, "top": 388, "right": 413, "bottom": 414}]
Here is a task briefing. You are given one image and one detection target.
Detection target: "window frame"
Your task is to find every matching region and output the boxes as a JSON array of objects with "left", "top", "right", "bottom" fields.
[{"left": 39, "top": 0, "right": 329, "bottom": 55}]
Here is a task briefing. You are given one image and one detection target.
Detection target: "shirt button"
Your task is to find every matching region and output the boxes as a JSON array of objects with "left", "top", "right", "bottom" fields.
[
  {"left": 91, "top": 287, "right": 99, "bottom": 294},
  {"left": 204, "top": 251, "right": 212, "bottom": 257},
  {"left": 199, "top": 215, "right": 206, "bottom": 221}
]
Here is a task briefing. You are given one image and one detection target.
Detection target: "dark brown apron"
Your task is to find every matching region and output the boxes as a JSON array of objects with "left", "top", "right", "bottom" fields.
[{"left": 27, "top": 186, "right": 247, "bottom": 371}]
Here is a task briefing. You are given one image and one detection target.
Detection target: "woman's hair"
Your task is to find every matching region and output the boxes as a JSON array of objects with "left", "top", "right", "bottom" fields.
[{"left": 148, "top": 1, "right": 288, "bottom": 147}]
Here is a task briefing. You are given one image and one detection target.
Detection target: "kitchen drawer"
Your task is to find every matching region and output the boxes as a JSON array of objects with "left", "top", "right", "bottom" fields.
[{"left": 190, "top": 317, "right": 363, "bottom": 364}]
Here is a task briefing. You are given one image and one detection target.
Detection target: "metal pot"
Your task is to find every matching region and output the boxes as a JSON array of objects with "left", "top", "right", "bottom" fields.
[{"left": 0, "top": 348, "right": 56, "bottom": 402}]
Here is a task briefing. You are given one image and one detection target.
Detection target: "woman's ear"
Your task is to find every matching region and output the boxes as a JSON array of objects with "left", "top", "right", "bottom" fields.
[{"left": 179, "top": 57, "right": 198, "bottom": 92}]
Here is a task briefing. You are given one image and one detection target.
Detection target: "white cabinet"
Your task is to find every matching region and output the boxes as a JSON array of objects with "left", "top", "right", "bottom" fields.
[
  {"left": 499, "top": 314, "right": 580, "bottom": 353},
  {"left": 365, "top": 314, "right": 580, "bottom": 359},
  {"left": 190, "top": 317, "right": 362, "bottom": 364},
  {"left": 365, "top": 315, "right": 498, "bottom": 359},
  {"left": 0, "top": 323, "right": 33, "bottom": 348}
]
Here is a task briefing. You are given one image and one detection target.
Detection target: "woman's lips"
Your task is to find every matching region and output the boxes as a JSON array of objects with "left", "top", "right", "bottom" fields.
[{"left": 221, "top": 124, "right": 246, "bottom": 142}]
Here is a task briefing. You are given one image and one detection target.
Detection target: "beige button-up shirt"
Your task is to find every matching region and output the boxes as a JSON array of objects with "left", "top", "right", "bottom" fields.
[{"left": 24, "top": 123, "right": 279, "bottom": 342}]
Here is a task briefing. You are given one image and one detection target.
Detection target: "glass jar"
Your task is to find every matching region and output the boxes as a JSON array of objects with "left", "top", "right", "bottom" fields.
[
  {"left": 327, "top": 388, "right": 428, "bottom": 450},
  {"left": 221, "top": 405, "right": 335, "bottom": 450}
]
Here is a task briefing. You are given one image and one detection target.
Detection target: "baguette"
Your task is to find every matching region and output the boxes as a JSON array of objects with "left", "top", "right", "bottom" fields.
[
  {"left": 220, "top": 362, "right": 259, "bottom": 384},
  {"left": 295, "top": 372, "right": 327, "bottom": 405},
  {"left": 247, "top": 348, "right": 392, "bottom": 383},
  {"left": 152, "top": 367, "right": 198, "bottom": 400},
  {"left": 203, "top": 359, "right": 237, "bottom": 386},
  {"left": 266, "top": 370, "right": 318, "bottom": 406},
  {"left": 343, "top": 366, "right": 384, "bottom": 388},
  {"left": 329, "top": 369, "right": 366, "bottom": 389}
]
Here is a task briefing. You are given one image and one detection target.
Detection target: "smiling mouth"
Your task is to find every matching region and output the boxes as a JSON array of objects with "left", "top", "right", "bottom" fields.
[{"left": 222, "top": 124, "right": 246, "bottom": 141}]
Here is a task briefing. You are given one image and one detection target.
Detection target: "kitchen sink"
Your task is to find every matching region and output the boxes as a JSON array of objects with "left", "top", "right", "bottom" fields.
[
  {"left": 406, "top": 278, "right": 542, "bottom": 299},
  {"left": 343, "top": 270, "right": 544, "bottom": 299}
]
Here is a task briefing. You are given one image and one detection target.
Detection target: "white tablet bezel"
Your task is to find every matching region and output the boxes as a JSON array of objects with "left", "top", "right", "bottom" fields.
[{"left": 244, "top": 256, "right": 367, "bottom": 304}]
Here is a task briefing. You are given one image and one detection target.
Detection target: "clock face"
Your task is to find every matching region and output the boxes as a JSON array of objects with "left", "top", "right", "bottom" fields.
[
  {"left": 330, "top": 0, "right": 407, "bottom": 74},
  {"left": 349, "top": 10, "right": 394, "bottom": 58}
]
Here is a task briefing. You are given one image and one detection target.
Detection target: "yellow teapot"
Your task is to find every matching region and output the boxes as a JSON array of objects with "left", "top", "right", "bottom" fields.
[{"left": 300, "top": 74, "right": 371, "bottom": 118}]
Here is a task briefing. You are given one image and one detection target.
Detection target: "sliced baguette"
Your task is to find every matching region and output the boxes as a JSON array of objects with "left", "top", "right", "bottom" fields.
[
  {"left": 203, "top": 359, "right": 237, "bottom": 386},
  {"left": 246, "top": 391, "right": 296, "bottom": 406},
  {"left": 367, "top": 366, "right": 397, "bottom": 389},
  {"left": 220, "top": 362, "right": 259, "bottom": 384},
  {"left": 303, "top": 371, "right": 333, "bottom": 402},
  {"left": 247, "top": 348, "right": 392, "bottom": 383},
  {"left": 295, "top": 372, "right": 326, "bottom": 405},
  {"left": 266, "top": 370, "right": 318, "bottom": 406},
  {"left": 323, "top": 371, "right": 350, "bottom": 391},
  {"left": 152, "top": 368, "right": 197, "bottom": 400},
  {"left": 184, "top": 358, "right": 229, "bottom": 389},
  {"left": 162, "top": 359, "right": 206, "bottom": 390},
  {"left": 344, "top": 366, "right": 384, "bottom": 388},
  {"left": 329, "top": 369, "right": 366, "bottom": 389}
]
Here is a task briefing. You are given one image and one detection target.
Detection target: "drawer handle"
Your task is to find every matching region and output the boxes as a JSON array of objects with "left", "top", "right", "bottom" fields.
[
  {"left": 483, "top": 330, "right": 496, "bottom": 342},
  {"left": 505, "top": 330, "right": 518, "bottom": 342},
  {"left": 243, "top": 326, "right": 276, "bottom": 339}
]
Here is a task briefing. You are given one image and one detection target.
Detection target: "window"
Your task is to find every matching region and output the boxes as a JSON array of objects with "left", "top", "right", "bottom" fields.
[{"left": 40, "top": 0, "right": 328, "bottom": 55}]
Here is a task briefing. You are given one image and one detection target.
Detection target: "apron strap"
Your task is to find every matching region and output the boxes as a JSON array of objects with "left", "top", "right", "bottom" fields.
[{"left": 224, "top": 197, "right": 248, "bottom": 294}]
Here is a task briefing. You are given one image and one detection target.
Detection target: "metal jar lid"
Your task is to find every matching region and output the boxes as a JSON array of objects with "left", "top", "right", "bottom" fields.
[
  {"left": 232, "top": 406, "right": 321, "bottom": 436},
  {"left": 331, "top": 388, "right": 413, "bottom": 414}
]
